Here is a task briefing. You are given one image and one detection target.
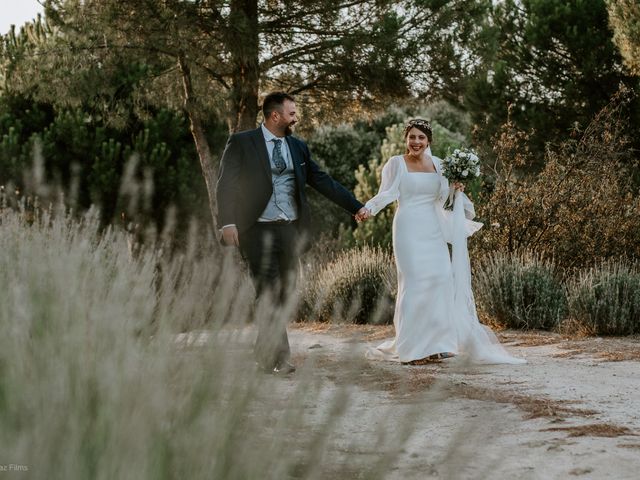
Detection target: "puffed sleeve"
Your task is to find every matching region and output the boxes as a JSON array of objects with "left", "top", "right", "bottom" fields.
[{"left": 364, "top": 156, "right": 402, "bottom": 216}]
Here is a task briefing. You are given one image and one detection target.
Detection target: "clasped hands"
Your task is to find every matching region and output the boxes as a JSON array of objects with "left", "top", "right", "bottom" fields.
[{"left": 355, "top": 207, "right": 371, "bottom": 223}]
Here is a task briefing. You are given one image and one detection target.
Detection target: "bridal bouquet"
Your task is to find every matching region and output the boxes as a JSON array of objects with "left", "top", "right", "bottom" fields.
[{"left": 441, "top": 148, "right": 481, "bottom": 183}]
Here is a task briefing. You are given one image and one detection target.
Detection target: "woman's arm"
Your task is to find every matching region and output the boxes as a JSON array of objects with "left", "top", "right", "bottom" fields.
[{"left": 364, "top": 156, "right": 402, "bottom": 216}]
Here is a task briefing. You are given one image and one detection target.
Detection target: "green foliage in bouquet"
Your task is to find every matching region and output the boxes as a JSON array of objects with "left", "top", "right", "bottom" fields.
[
  {"left": 301, "top": 245, "right": 396, "bottom": 324},
  {"left": 474, "top": 250, "right": 567, "bottom": 330},
  {"left": 567, "top": 261, "right": 640, "bottom": 335}
]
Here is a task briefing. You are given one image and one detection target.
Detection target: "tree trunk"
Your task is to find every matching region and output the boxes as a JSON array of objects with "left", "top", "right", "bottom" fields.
[
  {"left": 177, "top": 54, "right": 218, "bottom": 227},
  {"left": 227, "top": 0, "right": 260, "bottom": 132}
]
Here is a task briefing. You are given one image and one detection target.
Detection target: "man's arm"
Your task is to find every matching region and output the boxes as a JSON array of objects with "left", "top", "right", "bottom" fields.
[
  {"left": 302, "top": 143, "right": 364, "bottom": 215},
  {"left": 216, "top": 135, "right": 243, "bottom": 244}
]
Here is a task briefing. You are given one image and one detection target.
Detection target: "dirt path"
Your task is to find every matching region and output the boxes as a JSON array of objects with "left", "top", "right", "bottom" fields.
[{"left": 283, "top": 324, "right": 640, "bottom": 479}]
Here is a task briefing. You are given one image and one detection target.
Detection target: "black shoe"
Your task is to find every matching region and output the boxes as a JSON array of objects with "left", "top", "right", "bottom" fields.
[{"left": 273, "top": 361, "right": 296, "bottom": 375}]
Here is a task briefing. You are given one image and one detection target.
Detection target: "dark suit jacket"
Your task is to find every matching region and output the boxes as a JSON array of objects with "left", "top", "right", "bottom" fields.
[{"left": 216, "top": 127, "right": 363, "bottom": 237}]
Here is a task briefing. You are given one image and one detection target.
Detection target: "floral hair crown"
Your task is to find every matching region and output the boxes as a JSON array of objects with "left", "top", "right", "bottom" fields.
[{"left": 405, "top": 119, "right": 432, "bottom": 132}]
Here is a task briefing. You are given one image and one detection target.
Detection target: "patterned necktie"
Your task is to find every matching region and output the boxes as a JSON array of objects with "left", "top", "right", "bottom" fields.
[{"left": 272, "top": 139, "right": 286, "bottom": 174}]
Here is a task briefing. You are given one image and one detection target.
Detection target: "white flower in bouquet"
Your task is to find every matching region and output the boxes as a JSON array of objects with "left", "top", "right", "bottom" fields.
[{"left": 441, "top": 147, "right": 482, "bottom": 184}]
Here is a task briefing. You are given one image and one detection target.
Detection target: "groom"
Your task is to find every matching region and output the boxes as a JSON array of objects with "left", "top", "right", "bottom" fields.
[{"left": 216, "top": 92, "right": 369, "bottom": 374}]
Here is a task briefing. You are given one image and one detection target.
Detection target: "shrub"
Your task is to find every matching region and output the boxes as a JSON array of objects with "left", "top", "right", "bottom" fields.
[
  {"left": 607, "top": 0, "right": 640, "bottom": 76},
  {"left": 477, "top": 89, "right": 640, "bottom": 270},
  {"left": 421, "top": 100, "right": 471, "bottom": 136},
  {"left": 301, "top": 245, "right": 396, "bottom": 324},
  {"left": 306, "top": 124, "right": 380, "bottom": 191},
  {"left": 474, "top": 251, "right": 567, "bottom": 330},
  {"left": 566, "top": 261, "right": 640, "bottom": 335}
]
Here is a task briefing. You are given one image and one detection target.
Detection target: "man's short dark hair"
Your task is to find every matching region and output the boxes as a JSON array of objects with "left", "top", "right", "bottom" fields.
[{"left": 262, "top": 92, "right": 295, "bottom": 120}]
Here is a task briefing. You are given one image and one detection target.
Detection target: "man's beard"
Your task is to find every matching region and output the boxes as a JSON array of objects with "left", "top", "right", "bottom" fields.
[{"left": 284, "top": 122, "right": 295, "bottom": 136}]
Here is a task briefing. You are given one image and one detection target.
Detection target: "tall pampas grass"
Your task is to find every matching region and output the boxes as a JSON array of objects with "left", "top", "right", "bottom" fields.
[{"left": 0, "top": 202, "right": 421, "bottom": 479}]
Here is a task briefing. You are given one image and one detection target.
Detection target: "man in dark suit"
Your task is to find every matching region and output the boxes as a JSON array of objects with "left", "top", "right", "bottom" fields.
[{"left": 216, "top": 92, "right": 369, "bottom": 374}]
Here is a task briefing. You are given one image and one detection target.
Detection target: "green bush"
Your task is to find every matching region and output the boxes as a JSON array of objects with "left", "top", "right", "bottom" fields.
[
  {"left": 474, "top": 251, "right": 567, "bottom": 330},
  {"left": 422, "top": 100, "right": 471, "bottom": 136},
  {"left": 567, "top": 261, "right": 640, "bottom": 335},
  {"left": 301, "top": 245, "right": 396, "bottom": 324},
  {"left": 305, "top": 122, "right": 384, "bottom": 238},
  {"left": 307, "top": 123, "right": 380, "bottom": 191}
]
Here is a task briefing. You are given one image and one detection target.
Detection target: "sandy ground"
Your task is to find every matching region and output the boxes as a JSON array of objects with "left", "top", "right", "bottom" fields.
[
  {"left": 182, "top": 324, "right": 640, "bottom": 479},
  {"left": 282, "top": 324, "right": 640, "bottom": 480}
]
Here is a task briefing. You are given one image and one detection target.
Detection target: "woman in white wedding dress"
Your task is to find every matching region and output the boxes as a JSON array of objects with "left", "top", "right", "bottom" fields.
[{"left": 363, "top": 119, "right": 525, "bottom": 365}]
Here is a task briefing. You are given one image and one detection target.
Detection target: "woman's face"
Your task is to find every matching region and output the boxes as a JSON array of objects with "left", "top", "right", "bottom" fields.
[{"left": 405, "top": 127, "right": 430, "bottom": 157}]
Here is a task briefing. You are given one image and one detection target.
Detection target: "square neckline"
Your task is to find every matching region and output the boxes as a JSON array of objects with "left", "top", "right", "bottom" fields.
[{"left": 400, "top": 155, "right": 438, "bottom": 174}]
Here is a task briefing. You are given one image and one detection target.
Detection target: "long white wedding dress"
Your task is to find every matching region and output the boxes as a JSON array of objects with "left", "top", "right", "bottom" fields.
[{"left": 365, "top": 153, "right": 525, "bottom": 365}]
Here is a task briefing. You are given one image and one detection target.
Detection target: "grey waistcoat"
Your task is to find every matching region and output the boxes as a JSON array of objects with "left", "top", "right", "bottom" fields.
[{"left": 258, "top": 160, "right": 298, "bottom": 222}]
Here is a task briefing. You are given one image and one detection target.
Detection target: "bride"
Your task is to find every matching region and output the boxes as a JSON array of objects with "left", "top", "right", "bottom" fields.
[{"left": 361, "top": 119, "right": 525, "bottom": 365}]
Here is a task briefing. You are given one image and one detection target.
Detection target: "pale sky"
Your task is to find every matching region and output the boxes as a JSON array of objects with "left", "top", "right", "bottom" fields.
[{"left": 0, "top": 0, "right": 45, "bottom": 35}]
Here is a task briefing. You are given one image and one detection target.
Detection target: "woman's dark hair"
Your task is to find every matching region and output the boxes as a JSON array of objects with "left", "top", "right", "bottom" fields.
[
  {"left": 262, "top": 92, "right": 295, "bottom": 119},
  {"left": 403, "top": 119, "right": 433, "bottom": 144}
]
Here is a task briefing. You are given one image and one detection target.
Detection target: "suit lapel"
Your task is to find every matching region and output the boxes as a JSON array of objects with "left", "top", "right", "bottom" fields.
[{"left": 249, "top": 128, "right": 272, "bottom": 178}]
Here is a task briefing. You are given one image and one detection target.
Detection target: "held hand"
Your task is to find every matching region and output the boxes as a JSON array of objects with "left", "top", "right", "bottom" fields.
[
  {"left": 221, "top": 225, "right": 239, "bottom": 247},
  {"left": 355, "top": 207, "right": 371, "bottom": 222},
  {"left": 452, "top": 181, "right": 465, "bottom": 192}
]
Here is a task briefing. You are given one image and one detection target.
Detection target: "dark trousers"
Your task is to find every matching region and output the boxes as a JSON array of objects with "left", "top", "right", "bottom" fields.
[{"left": 239, "top": 222, "right": 299, "bottom": 369}]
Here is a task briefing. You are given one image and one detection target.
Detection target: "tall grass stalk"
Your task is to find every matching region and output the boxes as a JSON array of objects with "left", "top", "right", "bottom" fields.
[{"left": 0, "top": 207, "right": 419, "bottom": 479}]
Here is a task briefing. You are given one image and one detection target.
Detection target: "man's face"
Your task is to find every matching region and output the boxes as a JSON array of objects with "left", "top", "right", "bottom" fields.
[{"left": 275, "top": 99, "right": 298, "bottom": 135}]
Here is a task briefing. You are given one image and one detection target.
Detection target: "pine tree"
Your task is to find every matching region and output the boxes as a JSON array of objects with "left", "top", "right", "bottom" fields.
[{"left": 464, "top": 0, "right": 639, "bottom": 165}]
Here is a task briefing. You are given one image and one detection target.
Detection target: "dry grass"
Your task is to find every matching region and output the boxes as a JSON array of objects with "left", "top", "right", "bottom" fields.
[
  {"left": 305, "top": 352, "right": 436, "bottom": 396},
  {"left": 292, "top": 322, "right": 395, "bottom": 342},
  {"left": 0, "top": 210, "right": 422, "bottom": 480},
  {"left": 568, "top": 468, "right": 594, "bottom": 476},
  {"left": 550, "top": 336, "right": 640, "bottom": 362},
  {"left": 551, "top": 350, "right": 584, "bottom": 359},
  {"left": 543, "top": 424, "right": 636, "bottom": 438},
  {"left": 496, "top": 328, "right": 640, "bottom": 362},
  {"left": 449, "top": 384, "right": 597, "bottom": 420},
  {"left": 569, "top": 338, "right": 640, "bottom": 362},
  {"left": 496, "top": 330, "right": 565, "bottom": 347},
  {"left": 299, "top": 344, "right": 597, "bottom": 422}
]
